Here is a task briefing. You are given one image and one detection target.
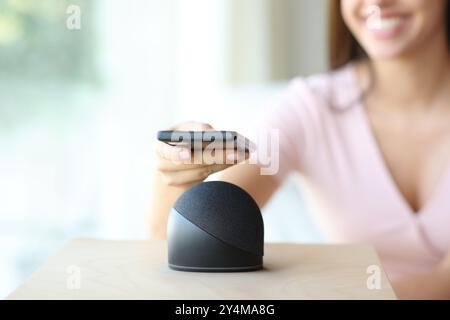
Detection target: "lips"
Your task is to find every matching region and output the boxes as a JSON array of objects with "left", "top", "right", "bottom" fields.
[
  {"left": 366, "top": 16, "right": 405, "bottom": 32},
  {"left": 362, "top": 8, "right": 410, "bottom": 38}
]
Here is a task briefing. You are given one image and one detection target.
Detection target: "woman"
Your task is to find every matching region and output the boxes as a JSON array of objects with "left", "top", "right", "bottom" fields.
[{"left": 150, "top": 0, "right": 450, "bottom": 299}]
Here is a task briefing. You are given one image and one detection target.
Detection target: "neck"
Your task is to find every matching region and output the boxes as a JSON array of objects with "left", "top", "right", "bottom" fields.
[{"left": 369, "top": 30, "right": 450, "bottom": 110}]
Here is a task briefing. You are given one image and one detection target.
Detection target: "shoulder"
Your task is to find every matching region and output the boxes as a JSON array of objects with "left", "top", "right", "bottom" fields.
[
  {"left": 258, "top": 63, "right": 360, "bottom": 131},
  {"left": 255, "top": 64, "right": 360, "bottom": 177},
  {"left": 284, "top": 63, "right": 360, "bottom": 112}
]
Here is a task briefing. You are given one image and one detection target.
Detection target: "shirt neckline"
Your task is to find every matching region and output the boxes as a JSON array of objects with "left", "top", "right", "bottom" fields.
[{"left": 345, "top": 62, "right": 450, "bottom": 220}]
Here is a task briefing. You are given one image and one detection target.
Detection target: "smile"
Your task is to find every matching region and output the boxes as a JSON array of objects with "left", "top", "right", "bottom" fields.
[
  {"left": 364, "top": 13, "right": 409, "bottom": 38},
  {"left": 366, "top": 16, "right": 404, "bottom": 32}
]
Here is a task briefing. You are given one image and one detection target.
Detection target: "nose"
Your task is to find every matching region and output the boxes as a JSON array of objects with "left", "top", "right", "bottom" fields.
[{"left": 363, "top": 0, "right": 396, "bottom": 17}]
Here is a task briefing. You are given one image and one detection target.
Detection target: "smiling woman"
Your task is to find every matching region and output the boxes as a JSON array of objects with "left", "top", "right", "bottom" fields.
[{"left": 150, "top": 0, "right": 450, "bottom": 300}]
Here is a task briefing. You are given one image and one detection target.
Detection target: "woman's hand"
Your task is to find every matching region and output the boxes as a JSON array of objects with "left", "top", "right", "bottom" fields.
[
  {"left": 150, "top": 121, "right": 277, "bottom": 240},
  {"left": 155, "top": 121, "right": 248, "bottom": 187}
]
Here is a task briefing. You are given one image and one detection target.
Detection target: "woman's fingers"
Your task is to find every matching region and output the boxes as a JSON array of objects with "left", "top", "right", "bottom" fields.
[
  {"left": 157, "top": 156, "right": 205, "bottom": 172},
  {"left": 157, "top": 147, "right": 250, "bottom": 172},
  {"left": 155, "top": 121, "right": 251, "bottom": 186},
  {"left": 160, "top": 164, "right": 231, "bottom": 186},
  {"left": 225, "top": 149, "right": 250, "bottom": 164},
  {"left": 155, "top": 141, "right": 190, "bottom": 162}
]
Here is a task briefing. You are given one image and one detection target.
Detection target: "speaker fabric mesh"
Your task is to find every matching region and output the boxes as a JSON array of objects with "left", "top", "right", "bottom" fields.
[{"left": 173, "top": 181, "right": 264, "bottom": 256}]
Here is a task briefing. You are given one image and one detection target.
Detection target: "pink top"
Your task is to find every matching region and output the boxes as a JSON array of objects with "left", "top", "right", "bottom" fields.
[{"left": 258, "top": 63, "right": 450, "bottom": 281}]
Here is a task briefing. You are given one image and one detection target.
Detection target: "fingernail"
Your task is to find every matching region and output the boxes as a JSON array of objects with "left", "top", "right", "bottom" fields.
[
  {"left": 179, "top": 149, "right": 190, "bottom": 160},
  {"left": 226, "top": 152, "right": 235, "bottom": 161}
]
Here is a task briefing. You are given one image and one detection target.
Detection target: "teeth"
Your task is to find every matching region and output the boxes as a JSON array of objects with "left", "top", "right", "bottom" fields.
[{"left": 366, "top": 16, "right": 403, "bottom": 31}]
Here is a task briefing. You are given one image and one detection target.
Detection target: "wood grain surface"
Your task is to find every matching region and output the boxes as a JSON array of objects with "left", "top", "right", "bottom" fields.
[{"left": 7, "top": 239, "right": 396, "bottom": 300}]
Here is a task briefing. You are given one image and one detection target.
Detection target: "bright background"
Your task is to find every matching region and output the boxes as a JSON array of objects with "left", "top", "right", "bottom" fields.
[{"left": 0, "top": 0, "right": 328, "bottom": 298}]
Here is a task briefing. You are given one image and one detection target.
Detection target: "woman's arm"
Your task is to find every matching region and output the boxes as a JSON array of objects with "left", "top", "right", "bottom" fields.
[
  {"left": 392, "top": 269, "right": 450, "bottom": 300},
  {"left": 149, "top": 173, "right": 196, "bottom": 239},
  {"left": 218, "top": 163, "right": 280, "bottom": 209},
  {"left": 392, "top": 254, "right": 450, "bottom": 300}
]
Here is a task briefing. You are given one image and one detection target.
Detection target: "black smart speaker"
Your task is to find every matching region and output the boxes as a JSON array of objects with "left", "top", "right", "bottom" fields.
[{"left": 167, "top": 181, "right": 264, "bottom": 272}]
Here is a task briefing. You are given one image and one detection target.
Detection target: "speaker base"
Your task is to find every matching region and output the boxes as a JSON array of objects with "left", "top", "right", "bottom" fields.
[
  {"left": 169, "top": 263, "right": 263, "bottom": 273},
  {"left": 168, "top": 209, "right": 263, "bottom": 273}
]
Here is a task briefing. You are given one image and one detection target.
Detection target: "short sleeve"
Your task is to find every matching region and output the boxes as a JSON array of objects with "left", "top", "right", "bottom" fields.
[{"left": 254, "top": 78, "right": 323, "bottom": 184}]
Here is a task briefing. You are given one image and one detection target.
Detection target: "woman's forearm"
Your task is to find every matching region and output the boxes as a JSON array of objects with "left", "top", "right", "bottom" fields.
[
  {"left": 149, "top": 172, "right": 193, "bottom": 240},
  {"left": 392, "top": 268, "right": 450, "bottom": 300}
]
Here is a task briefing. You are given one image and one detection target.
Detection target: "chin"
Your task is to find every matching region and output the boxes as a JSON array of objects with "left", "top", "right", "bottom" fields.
[{"left": 362, "top": 42, "right": 416, "bottom": 60}]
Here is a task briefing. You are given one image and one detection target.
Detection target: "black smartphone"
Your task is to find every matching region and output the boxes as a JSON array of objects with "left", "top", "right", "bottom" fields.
[{"left": 157, "top": 130, "right": 256, "bottom": 152}]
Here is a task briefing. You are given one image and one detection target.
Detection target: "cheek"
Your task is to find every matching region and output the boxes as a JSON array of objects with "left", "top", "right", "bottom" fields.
[
  {"left": 404, "top": 0, "right": 447, "bottom": 47},
  {"left": 340, "top": 0, "right": 364, "bottom": 37},
  {"left": 417, "top": 0, "right": 447, "bottom": 33}
]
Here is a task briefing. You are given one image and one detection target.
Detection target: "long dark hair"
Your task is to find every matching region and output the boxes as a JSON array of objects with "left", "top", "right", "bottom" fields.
[{"left": 328, "top": 0, "right": 450, "bottom": 70}]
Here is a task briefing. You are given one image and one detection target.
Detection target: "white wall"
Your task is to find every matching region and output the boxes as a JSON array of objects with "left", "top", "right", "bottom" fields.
[{"left": 284, "top": 0, "right": 329, "bottom": 76}]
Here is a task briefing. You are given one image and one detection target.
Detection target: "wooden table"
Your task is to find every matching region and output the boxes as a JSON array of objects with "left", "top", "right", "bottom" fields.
[{"left": 7, "top": 239, "right": 396, "bottom": 299}]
